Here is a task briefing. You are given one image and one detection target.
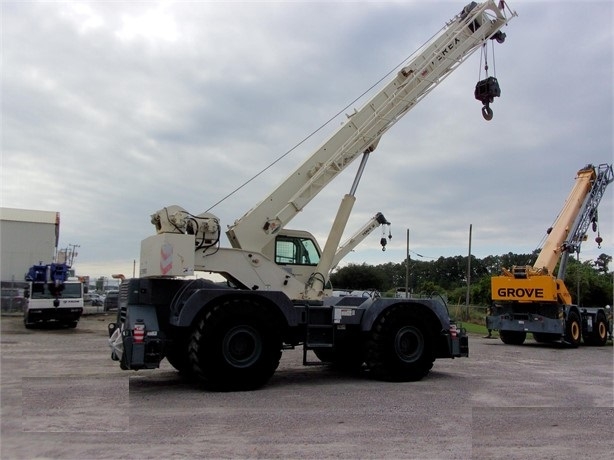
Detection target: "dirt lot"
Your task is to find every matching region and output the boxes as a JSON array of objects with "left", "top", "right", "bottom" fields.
[{"left": 1, "top": 312, "right": 612, "bottom": 460}]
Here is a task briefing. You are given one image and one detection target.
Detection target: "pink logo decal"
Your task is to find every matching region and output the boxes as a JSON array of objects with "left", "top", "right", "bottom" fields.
[{"left": 160, "top": 243, "right": 173, "bottom": 275}]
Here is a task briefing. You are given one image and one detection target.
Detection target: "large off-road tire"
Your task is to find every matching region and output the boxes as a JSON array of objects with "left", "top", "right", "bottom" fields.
[
  {"left": 564, "top": 311, "right": 581, "bottom": 347},
  {"left": 165, "top": 333, "right": 194, "bottom": 377},
  {"left": 499, "top": 330, "right": 526, "bottom": 345},
  {"left": 188, "top": 299, "right": 282, "bottom": 391},
  {"left": 365, "top": 305, "right": 434, "bottom": 382},
  {"left": 583, "top": 312, "right": 608, "bottom": 347}
]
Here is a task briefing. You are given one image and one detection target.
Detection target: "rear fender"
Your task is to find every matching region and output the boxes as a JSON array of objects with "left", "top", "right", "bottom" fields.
[
  {"left": 360, "top": 299, "right": 466, "bottom": 358},
  {"left": 360, "top": 298, "right": 449, "bottom": 333}
]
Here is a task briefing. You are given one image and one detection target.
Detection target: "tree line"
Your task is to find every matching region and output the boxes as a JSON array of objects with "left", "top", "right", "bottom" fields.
[{"left": 330, "top": 252, "right": 613, "bottom": 307}]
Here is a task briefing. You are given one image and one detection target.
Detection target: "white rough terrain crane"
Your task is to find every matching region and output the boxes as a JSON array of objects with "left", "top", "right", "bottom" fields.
[{"left": 109, "top": 1, "right": 517, "bottom": 390}]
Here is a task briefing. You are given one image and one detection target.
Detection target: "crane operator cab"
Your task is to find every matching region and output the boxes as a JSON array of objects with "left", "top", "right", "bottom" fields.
[{"left": 263, "top": 229, "right": 322, "bottom": 286}]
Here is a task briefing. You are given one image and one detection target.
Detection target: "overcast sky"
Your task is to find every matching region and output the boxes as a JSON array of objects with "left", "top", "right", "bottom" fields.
[{"left": 2, "top": 0, "right": 612, "bottom": 280}]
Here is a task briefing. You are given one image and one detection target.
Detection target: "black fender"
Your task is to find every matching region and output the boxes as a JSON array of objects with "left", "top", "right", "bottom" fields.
[
  {"left": 563, "top": 304, "right": 582, "bottom": 321},
  {"left": 360, "top": 298, "right": 451, "bottom": 333},
  {"left": 171, "top": 289, "right": 301, "bottom": 329}
]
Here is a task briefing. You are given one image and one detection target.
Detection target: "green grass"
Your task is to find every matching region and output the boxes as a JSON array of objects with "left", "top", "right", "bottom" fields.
[
  {"left": 457, "top": 321, "right": 489, "bottom": 335},
  {"left": 453, "top": 320, "right": 499, "bottom": 336}
]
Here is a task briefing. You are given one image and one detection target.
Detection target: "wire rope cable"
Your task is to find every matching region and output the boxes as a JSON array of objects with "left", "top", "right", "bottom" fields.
[{"left": 205, "top": 22, "right": 448, "bottom": 214}]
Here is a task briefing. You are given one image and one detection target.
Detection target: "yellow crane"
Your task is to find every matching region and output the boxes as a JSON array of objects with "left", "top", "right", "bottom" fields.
[{"left": 488, "top": 163, "right": 613, "bottom": 346}]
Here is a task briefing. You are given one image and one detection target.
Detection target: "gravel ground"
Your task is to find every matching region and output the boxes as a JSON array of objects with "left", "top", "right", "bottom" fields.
[{"left": 1, "top": 312, "right": 612, "bottom": 460}]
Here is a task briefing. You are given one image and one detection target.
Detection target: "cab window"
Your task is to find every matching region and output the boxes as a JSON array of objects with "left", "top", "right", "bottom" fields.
[{"left": 275, "top": 236, "right": 320, "bottom": 266}]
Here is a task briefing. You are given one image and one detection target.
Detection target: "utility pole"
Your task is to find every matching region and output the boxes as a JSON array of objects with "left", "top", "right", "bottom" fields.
[
  {"left": 405, "top": 229, "right": 410, "bottom": 299},
  {"left": 465, "top": 224, "right": 472, "bottom": 320}
]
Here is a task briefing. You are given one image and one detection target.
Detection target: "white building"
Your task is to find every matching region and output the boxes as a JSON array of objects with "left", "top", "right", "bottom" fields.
[{"left": 0, "top": 207, "right": 59, "bottom": 284}]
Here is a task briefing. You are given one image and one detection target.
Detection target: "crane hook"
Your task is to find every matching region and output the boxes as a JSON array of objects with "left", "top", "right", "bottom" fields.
[
  {"left": 474, "top": 76, "right": 500, "bottom": 121},
  {"left": 380, "top": 225, "right": 392, "bottom": 251},
  {"left": 481, "top": 104, "right": 494, "bottom": 121},
  {"left": 596, "top": 234, "right": 603, "bottom": 248}
]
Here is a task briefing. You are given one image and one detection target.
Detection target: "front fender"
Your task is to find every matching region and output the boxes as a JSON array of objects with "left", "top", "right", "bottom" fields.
[{"left": 172, "top": 289, "right": 301, "bottom": 328}]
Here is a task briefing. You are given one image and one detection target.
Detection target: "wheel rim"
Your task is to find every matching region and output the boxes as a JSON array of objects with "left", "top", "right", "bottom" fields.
[
  {"left": 598, "top": 322, "right": 607, "bottom": 339},
  {"left": 394, "top": 326, "right": 424, "bottom": 363},
  {"left": 570, "top": 321, "right": 580, "bottom": 341},
  {"left": 222, "top": 325, "right": 262, "bottom": 368}
]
